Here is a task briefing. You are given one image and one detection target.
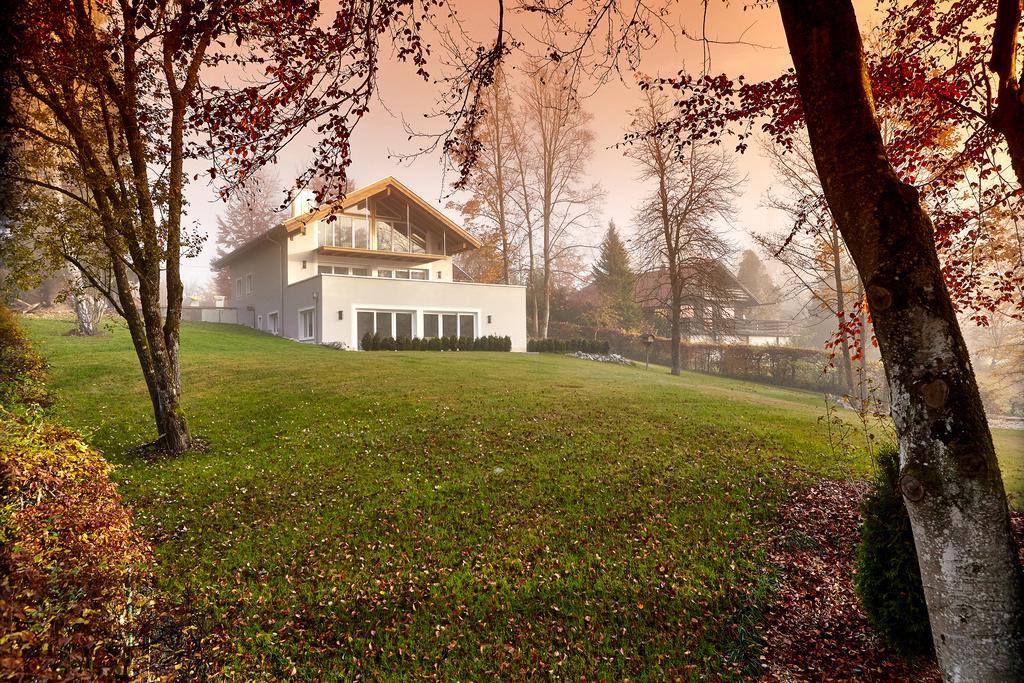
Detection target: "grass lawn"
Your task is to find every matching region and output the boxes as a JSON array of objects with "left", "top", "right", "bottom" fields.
[{"left": 23, "top": 318, "right": 1024, "bottom": 679}]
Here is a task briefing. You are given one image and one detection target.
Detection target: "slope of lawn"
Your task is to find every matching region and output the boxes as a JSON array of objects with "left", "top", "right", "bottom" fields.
[{"left": 24, "top": 318, "right": 1023, "bottom": 679}]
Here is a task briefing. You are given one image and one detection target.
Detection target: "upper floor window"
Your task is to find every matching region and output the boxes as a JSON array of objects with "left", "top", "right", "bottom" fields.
[
  {"left": 318, "top": 213, "right": 370, "bottom": 250},
  {"left": 234, "top": 278, "right": 242, "bottom": 298},
  {"left": 245, "top": 273, "right": 253, "bottom": 295}
]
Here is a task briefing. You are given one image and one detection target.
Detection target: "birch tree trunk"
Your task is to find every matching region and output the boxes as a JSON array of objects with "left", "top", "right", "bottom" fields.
[
  {"left": 830, "top": 222, "right": 855, "bottom": 395},
  {"left": 777, "top": 0, "right": 1024, "bottom": 677}
]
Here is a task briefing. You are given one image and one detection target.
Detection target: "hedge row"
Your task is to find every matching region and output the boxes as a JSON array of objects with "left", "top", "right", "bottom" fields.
[
  {"left": 543, "top": 321, "right": 873, "bottom": 394},
  {"left": 0, "top": 306, "right": 154, "bottom": 678},
  {"left": 527, "top": 338, "right": 610, "bottom": 354},
  {"left": 360, "top": 333, "right": 512, "bottom": 352}
]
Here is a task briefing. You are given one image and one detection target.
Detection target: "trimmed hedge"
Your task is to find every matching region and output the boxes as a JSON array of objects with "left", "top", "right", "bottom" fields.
[
  {"left": 541, "top": 321, "right": 870, "bottom": 394},
  {"left": 527, "top": 338, "right": 610, "bottom": 354},
  {"left": 360, "top": 333, "right": 512, "bottom": 352},
  {"left": 855, "top": 445, "right": 933, "bottom": 656}
]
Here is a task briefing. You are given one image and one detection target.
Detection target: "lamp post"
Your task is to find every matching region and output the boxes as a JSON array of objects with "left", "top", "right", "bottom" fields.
[{"left": 641, "top": 333, "right": 656, "bottom": 370}]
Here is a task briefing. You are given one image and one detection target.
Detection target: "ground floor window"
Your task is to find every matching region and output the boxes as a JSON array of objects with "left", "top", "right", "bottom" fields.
[
  {"left": 299, "top": 307, "right": 315, "bottom": 341},
  {"left": 423, "top": 312, "right": 475, "bottom": 339},
  {"left": 268, "top": 312, "right": 279, "bottom": 335},
  {"left": 357, "top": 309, "right": 415, "bottom": 348}
]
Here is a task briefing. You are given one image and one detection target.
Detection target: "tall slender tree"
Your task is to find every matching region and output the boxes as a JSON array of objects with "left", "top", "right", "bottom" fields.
[
  {"left": 455, "top": 66, "right": 522, "bottom": 286},
  {"left": 517, "top": 61, "right": 601, "bottom": 338}
]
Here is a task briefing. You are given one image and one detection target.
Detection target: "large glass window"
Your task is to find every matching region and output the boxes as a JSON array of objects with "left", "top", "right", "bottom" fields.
[
  {"left": 424, "top": 313, "right": 439, "bottom": 338},
  {"left": 319, "top": 214, "right": 370, "bottom": 249},
  {"left": 358, "top": 310, "right": 417, "bottom": 346},
  {"left": 410, "top": 226, "right": 427, "bottom": 254},
  {"left": 299, "top": 308, "right": 315, "bottom": 341},
  {"left": 424, "top": 312, "right": 476, "bottom": 339},
  {"left": 375, "top": 311, "right": 393, "bottom": 339},
  {"left": 357, "top": 311, "right": 374, "bottom": 347},
  {"left": 459, "top": 314, "right": 475, "bottom": 339},
  {"left": 395, "top": 312, "right": 413, "bottom": 338},
  {"left": 410, "top": 269, "right": 428, "bottom": 280},
  {"left": 442, "top": 313, "right": 458, "bottom": 337}
]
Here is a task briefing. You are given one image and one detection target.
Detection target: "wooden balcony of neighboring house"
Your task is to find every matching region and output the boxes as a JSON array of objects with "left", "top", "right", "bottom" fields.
[{"left": 679, "top": 316, "right": 794, "bottom": 339}]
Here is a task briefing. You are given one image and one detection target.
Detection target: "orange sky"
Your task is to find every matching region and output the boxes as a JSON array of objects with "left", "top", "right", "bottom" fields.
[{"left": 182, "top": 0, "right": 881, "bottom": 289}]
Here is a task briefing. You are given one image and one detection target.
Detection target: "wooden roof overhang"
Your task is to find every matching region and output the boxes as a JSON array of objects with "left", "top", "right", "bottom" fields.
[{"left": 283, "top": 176, "right": 481, "bottom": 251}]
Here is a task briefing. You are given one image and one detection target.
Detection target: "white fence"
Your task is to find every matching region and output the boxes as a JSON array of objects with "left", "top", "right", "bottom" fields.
[{"left": 173, "top": 307, "right": 238, "bottom": 324}]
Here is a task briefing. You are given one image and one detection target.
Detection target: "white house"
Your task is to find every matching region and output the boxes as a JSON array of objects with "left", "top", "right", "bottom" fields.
[{"left": 213, "top": 177, "right": 528, "bottom": 350}]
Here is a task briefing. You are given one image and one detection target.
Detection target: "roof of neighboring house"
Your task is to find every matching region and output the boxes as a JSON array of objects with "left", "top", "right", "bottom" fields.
[
  {"left": 576, "top": 260, "right": 760, "bottom": 309},
  {"left": 212, "top": 176, "right": 480, "bottom": 268},
  {"left": 211, "top": 223, "right": 288, "bottom": 268}
]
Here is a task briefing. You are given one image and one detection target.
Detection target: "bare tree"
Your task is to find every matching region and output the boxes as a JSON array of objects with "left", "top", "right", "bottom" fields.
[
  {"left": 517, "top": 61, "right": 601, "bottom": 338},
  {"left": 756, "top": 134, "right": 865, "bottom": 397},
  {"left": 454, "top": 66, "right": 523, "bottom": 286},
  {"left": 626, "top": 90, "right": 739, "bottom": 374}
]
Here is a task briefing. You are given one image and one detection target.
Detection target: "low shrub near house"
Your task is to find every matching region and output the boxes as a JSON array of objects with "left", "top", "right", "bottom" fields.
[
  {"left": 0, "top": 305, "right": 50, "bottom": 408},
  {"left": 854, "top": 445, "right": 933, "bottom": 656},
  {"left": 360, "top": 333, "right": 512, "bottom": 352},
  {"left": 527, "top": 338, "right": 610, "bottom": 354}
]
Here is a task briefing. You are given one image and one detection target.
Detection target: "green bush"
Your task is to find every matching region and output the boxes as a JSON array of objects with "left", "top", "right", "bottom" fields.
[
  {"left": 358, "top": 335, "right": 512, "bottom": 352},
  {"left": 855, "top": 445, "right": 933, "bottom": 656},
  {"left": 0, "top": 306, "right": 50, "bottom": 408}
]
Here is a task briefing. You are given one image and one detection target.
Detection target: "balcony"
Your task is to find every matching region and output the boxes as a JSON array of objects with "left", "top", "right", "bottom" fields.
[{"left": 680, "top": 317, "right": 793, "bottom": 338}]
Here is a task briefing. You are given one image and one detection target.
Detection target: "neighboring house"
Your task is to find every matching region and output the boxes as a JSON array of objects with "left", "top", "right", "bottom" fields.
[
  {"left": 577, "top": 261, "right": 793, "bottom": 345},
  {"left": 213, "top": 177, "right": 528, "bottom": 350}
]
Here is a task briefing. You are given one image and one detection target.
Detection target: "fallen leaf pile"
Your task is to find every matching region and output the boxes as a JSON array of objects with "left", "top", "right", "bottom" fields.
[{"left": 759, "top": 478, "right": 1024, "bottom": 681}]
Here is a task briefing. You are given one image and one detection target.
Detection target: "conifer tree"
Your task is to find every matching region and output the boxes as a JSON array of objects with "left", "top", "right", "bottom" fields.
[{"left": 591, "top": 221, "right": 640, "bottom": 329}]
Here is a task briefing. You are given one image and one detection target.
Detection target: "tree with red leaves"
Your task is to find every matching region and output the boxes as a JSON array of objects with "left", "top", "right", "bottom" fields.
[
  {"left": 3, "top": 0, "right": 456, "bottom": 455},
  {"left": 771, "top": 2, "right": 1024, "bottom": 676}
]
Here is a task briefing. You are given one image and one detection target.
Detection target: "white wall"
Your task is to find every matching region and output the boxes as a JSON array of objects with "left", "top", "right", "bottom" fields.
[
  {"left": 317, "top": 275, "right": 527, "bottom": 351},
  {"left": 226, "top": 236, "right": 285, "bottom": 331}
]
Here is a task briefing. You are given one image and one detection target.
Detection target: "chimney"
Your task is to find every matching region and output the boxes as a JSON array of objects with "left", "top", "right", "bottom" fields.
[{"left": 289, "top": 189, "right": 315, "bottom": 219}]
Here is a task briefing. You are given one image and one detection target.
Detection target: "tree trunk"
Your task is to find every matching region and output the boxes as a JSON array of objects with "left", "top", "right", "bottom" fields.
[
  {"left": 831, "top": 223, "right": 855, "bottom": 395},
  {"left": 856, "top": 281, "right": 868, "bottom": 405},
  {"left": 670, "top": 284, "right": 682, "bottom": 376},
  {"left": 778, "top": 0, "right": 1024, "bottom": 678},
  {"left": 990, "top": 0, "right": 1024, "bottom": 189}
]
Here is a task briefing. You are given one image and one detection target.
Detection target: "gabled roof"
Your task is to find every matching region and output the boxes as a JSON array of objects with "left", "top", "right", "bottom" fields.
[
  {"left": 631, "top": 263, "right": 760, "bottom": 307},
  {"left": 212, "top": 176, "right": 480, "bottom": 268},
  {"left": 284, "top": 176, "right": 481, "bottom": 249},
  {"left": 574, "top": 260, "right": 760, "bottom": 309}
]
